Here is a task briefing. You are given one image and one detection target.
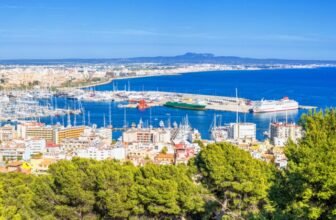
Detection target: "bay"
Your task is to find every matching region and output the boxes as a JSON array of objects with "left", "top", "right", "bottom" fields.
[{"left": 42, "top": 67, "right": 336, "bottom": 140}]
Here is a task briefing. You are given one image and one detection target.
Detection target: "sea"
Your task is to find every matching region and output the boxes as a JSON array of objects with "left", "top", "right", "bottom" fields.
[{"left": 41, "top": 67, "right": 336, "bottom": 140}]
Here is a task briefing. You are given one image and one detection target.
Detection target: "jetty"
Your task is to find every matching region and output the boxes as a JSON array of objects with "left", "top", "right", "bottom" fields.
[{"left": 299, "top": 105, "right": 318, "bottom": 110}]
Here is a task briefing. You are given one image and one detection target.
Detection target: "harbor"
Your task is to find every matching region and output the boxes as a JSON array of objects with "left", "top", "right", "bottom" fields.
[
  {"left": 57, "top": 88, "right": 315, "bottom": 113},
  {"left": 0, "top": 85, "right": 317, "bottom": 142}
]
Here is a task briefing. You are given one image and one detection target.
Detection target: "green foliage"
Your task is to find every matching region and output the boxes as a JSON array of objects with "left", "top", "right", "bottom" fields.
[
  {"left": 161, "top": 146, "right": 168, "bottom": 154},
  {"left": 271, "top": 109, "right": 336, "bottom": 219},
  {"left": 196, "top": 142, "right": 275, "bottom": 219},
  {"left": 0, "top": 173, "right": 37, "bottom": 219},
  {"left": 94, "top": 160, "right": 140, "bottom": 218},
  {"left": 136, "top": 164, "right": 205, "bottom": 218},
  {"left": 0, "top": 158, "right": 206, "bottom": 219}
]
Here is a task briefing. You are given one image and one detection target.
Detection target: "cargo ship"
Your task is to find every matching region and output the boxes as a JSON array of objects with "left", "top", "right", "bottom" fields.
[
  {"left": 251, "top": 97, "right": 299, "bottom": 113},
  {"left": 163, "top": 101, "right": 206, "bottom": 110}
]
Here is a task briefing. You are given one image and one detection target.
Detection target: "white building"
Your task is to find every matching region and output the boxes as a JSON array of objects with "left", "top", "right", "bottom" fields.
[
  {"left": 25, "top": 138, "right": 46, "bottom": 155},
  {"left": 97, "top": 127, "right": 113, "bottom": 143},
  {"left": 229, "top": 123, "right": 256, "bottom": 141},
  {"left": 0, "top": 140, "right": 26, "bottom": 161},
  {"left": 76, "top": 147, "right": 126, "bottom": 161},
  {"left": 270, "top": 122, "right": 302, "bottom": 147}
]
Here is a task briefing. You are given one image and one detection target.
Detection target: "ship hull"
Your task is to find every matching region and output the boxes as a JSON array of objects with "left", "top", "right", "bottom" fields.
[
  {"left": 164, "top": 102, "right": 206, "bottom": 111},
  {"left": 252, "top": 107, "right": 298, "bottom": 113}
]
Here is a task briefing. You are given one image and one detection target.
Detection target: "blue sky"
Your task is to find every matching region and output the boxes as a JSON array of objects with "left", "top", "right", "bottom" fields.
[{"left": 1, "top": 0, "right": 336, "bottom": 60}]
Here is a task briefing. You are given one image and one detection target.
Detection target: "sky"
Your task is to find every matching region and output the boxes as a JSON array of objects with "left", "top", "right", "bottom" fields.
[{"left": 0, "top": 0, "right": 336, "bottom": 60}]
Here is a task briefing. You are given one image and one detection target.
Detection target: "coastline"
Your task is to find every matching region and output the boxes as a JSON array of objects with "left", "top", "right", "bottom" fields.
[
  {"left": 76, "top": 65, "right": 336, "bottom": 90},
  {"left": 78, "top": 72, "right": 182, "bottom": 89}
]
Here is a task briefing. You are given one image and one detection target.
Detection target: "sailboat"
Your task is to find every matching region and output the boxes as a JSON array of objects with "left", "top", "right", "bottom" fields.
[{"left": 210, "top": 114, "right": 230, "bottom": 142}]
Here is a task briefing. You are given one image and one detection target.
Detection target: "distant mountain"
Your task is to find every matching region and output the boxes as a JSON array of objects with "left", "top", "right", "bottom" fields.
[
  {"left": 1, "top": 53, "right": 336, "bottom": 65},
  {"left": 126, "top": 52, "right": 336, "bottom": 65}
]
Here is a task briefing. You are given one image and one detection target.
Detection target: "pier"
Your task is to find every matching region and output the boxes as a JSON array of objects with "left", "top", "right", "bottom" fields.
[
  {"left": 60, "top": 89, "right": 319, "bottom": 114},
  {"left": 61, "top": 89, "right": 253, "bottom": 113},
  {"left": 121, "top": 92, "right": 251, "bottom": 113},
  {"left": 299, "top": 105, "right": 318, "bottom": 110}
]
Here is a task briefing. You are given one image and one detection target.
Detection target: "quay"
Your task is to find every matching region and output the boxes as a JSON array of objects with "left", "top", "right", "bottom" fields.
[
  {"left": 61, "top": 89, "right": 252, "bottom": 113},
  {"left": 58, "top": 89, "right": 317, "bottom": 114},
  {"left": 299, "top": 105, "right": 318, "bottom": 110}
]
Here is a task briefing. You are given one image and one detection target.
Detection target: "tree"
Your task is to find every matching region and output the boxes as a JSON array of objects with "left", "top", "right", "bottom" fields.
[
  {"left": 46, "top": 158, "right": 97, "bottom": 219},
  {"left": 196, "top": 142, "right": 275, "bottom": 219},
  {"left": 94, "top": 160, "right": 141, "bottom": 219},
  {"left": 271, "top": 109, "right": 336, "bottom": 219},
  {"left": 0, "top": 173, "right": 37, "bottom": 219},
  {"left": 135, "top": 163, "right": 205, "bottom": 218}
]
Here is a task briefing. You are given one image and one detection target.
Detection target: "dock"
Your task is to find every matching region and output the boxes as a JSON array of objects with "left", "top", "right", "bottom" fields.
[
  {"left": 71, "top": 90, "right": 252, "bottom": 113},
  {"left": 299, "top": 105, "right": 318, "bottom": 110}
]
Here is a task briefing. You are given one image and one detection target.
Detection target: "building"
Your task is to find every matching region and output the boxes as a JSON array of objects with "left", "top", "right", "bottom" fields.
[
  {"left": 154, "top": 153, "right": 175, "bottom": 165},
  {"left": 17, "top": 122, "right": 56, "bottom": 142},
  {"left": 270, "top": 122, "right": 302, "bottom": 147},
  {"left": 96, "top": 127, "right": 113, "bottom": 144},
  {"left": 0, "top": 140, "right": 26, "bottom": 161},
  {"left": 229, "top": 123, "right": 256, "bottom": 141},
  {"left": 122, "top": 127, "right": 171, "bottom": 145},
  {"left": 55, "top": 126, "right": 85, "bottom": 144},
  {"left": 23, "top": 138, "right": 47, "bottom": 160},
  {"left": 174, "top": 142, "right": 199, "bottom": 164},
  {"left": 0, "top": 161, "right": 31, "bottom": 174},
  {"left": 30, "top": 158, "right": 57, "bottom": 174},
  {"left": 76, "top": 147, "right": 126, "bottom": 161},
  {"left": 0, "top": 124, "right": 16, "bottom": 142}
]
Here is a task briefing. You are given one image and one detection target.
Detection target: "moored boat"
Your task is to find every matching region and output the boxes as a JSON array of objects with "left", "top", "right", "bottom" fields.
[
  {"left": 251, "top": 97, "right": 299, "bottom": 113},
  {"left": 163, "top": 101, "right": 206, "bottom": 110}
]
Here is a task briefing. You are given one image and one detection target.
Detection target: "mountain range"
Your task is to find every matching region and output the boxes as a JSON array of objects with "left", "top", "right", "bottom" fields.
[{"left": 1, "top": 53, "right": 336, "bottom": 65}]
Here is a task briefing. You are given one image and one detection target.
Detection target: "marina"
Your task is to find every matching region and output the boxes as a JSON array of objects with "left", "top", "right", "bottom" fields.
[{"left": 0, "top": 90, "right": 82, "bottom": 122}]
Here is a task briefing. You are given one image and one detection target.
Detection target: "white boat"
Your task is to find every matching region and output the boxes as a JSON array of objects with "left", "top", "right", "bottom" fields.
[
  {"left": 0, "top": 96, "right": 9, "bottom": 103},
  {"left": 252, "top": 97, "right": 298, "bottom": 113},
  {"left": 209, "top": 114, "right": 230, "bottom": 142}
]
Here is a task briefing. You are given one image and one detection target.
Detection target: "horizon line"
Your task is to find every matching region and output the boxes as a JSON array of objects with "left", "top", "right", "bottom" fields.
[{"left": 0, "top": 53, "right": 336, "bottom": 62}]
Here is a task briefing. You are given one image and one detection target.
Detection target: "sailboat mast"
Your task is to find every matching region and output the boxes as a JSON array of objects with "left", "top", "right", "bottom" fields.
[
  {"left": 213, "top": 113, "right": 217, "bottom": 129},
  {"left": 123, "top": 107, "right": 127, "bottom": 128},
  {"left": 73, "top": 114, "right": 77, "bottom": 126},
  {"left": 82, "top": 109, "right": 86, "bottom": 126},
  {"left": 149, "top": 108, "right": 152, "bottom": 129},
  {"left": 235, "top": 88, "right": 239, "bottom": 124},
  {"left": 88, "top": 111, "right": 91, "bottom": 126},
  {"left": 109, "top": 101, "right": 112, "bottom": 127},
  {"left": 67, "top": 108, "right": 71, "bottom": 127}
]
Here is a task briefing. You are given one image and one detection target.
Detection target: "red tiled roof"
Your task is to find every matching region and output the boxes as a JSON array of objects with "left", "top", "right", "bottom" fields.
[{"left": 46, "top": 141, "right": 59, "bottom": 147}]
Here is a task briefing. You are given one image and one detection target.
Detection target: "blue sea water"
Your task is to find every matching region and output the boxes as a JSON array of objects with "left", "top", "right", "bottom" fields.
[{"left": 42, "top": 67, "right": 336, "bottom": 140}]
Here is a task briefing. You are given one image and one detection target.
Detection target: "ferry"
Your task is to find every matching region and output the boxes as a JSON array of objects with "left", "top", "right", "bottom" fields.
[{"left": 251, "top": 97, "right": 299, "bottom": 113}]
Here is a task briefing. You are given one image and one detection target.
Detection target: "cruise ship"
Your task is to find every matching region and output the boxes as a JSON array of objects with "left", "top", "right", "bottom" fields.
[{"left": 251, "top": 97, "right": 299, "bottom": 113}]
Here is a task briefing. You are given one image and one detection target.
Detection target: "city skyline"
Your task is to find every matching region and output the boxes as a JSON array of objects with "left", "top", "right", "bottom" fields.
[{"left": 1, "top": 0, "right": 336, "bottom": 60}]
